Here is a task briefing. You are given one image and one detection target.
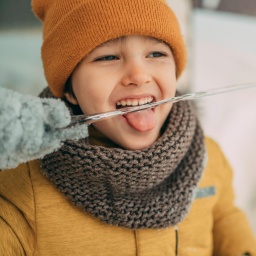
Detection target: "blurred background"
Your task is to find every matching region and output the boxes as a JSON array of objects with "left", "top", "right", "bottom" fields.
[{"left": 0, "top": 0, "right": 256, "bottom": 233}]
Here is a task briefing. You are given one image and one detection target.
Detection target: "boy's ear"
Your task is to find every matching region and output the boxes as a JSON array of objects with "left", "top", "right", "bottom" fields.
[{"left": 64, "top": 92, "right": 79, "bottom": 105}]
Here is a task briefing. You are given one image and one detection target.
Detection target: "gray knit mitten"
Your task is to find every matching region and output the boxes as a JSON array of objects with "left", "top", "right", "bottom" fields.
[{"left": 0, "top": 87, "right": 88, "bottom": 169}]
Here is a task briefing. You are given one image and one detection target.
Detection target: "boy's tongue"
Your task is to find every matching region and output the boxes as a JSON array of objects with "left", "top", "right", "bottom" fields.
[{"left": 124, "top": 109, "right": 156, "bottom": 132}]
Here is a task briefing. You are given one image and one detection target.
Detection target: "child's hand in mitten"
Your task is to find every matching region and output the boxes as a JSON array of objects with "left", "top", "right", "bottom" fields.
[{"left": 0, "top": 87, "right": 88, "bottom": 169}]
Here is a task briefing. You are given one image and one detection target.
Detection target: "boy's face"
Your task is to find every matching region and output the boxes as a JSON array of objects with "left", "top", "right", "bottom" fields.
[{"left": 66, "top": 35, "right": 177, "bottom": 150}]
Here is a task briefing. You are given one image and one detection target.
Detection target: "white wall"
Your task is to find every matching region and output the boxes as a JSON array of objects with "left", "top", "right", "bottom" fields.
[{"left": 193, "top": 10, "right": 256, "bottom": 233}]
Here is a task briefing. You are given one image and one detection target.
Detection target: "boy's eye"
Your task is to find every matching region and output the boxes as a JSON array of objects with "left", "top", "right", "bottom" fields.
[
  {"left": 94, "top": 55, "right": 119, "bottom": 61},
  {"left": 147, "top": 52, "right": 166, "bottom": 58}
]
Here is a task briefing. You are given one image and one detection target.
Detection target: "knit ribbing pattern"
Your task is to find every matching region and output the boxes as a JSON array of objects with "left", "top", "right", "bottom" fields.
[{"left": 40, "top": 99, "right": 205, "bottom": 229}]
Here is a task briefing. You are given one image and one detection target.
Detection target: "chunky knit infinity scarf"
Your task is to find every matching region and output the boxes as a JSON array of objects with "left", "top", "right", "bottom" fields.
[{"left": 40, "top": 89, "right": 205, "bottom": 229}]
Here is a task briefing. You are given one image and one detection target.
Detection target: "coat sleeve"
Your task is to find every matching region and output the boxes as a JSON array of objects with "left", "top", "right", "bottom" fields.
[
  {"left": 210, "top": 139, "right": 256, "bottom": 256},
  {"left": 0, "top": 164, "right": 36, "bottom": 255}
]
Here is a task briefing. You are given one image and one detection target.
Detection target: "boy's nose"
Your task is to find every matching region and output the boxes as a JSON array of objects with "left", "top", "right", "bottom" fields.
[{"left": 121, "top": 62, "right": 152, "bottom": 87}]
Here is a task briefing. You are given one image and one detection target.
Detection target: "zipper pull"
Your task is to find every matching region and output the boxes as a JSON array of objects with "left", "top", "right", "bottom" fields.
[{"left": 174, "top": 225, "right": 179, "bottom": 256}]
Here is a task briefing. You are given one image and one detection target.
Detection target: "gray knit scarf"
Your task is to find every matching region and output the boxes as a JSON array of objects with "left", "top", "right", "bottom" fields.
[{"left": 40, "top": 88, "right": 205, "bottom": 229}]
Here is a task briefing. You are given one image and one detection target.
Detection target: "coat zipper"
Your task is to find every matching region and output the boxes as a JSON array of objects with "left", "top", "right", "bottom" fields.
[{"left": 174, "top": 225, "right": 179, "bottom": 256}]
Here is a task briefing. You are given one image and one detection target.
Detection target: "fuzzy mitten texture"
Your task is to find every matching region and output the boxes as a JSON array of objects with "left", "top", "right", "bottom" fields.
[{"left": 0, "top": 87, "right": 88, "bottom": 169}]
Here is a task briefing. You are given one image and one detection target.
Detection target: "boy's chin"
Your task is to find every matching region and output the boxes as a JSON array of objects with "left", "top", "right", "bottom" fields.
[{"left": 116, "top": 132, "right": 160, "bottom": 150}]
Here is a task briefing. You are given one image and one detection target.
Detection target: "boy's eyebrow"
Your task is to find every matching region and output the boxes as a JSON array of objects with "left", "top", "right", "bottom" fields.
[
  {"left": 98, "top": 41, "right": 114, "bottom": 47},
  {"left": 150, "top": 38, "right": 166, "bottom": 45},
  {"left": 97, "top": 37, "right": 125, "bottom": 48},
  {"left": 151, "top": 39, "right": 173, "bottom": 52},
  {"left": 84, "top": 39, "right": 121, "bottom": 59},
  {"left": 153, "top": 41, "right": 166, "bottom": 45},
  {"left": 141, "top": 36, "right": 167, "bottom": 46}
]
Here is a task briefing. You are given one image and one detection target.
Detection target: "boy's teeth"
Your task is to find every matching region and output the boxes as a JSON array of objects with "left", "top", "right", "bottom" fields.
[
  {"left": 139, "top": 99, "right": 145, "bottom": 105},
  {"left": 117, "top": 97, "right": 153, "bottom": 107},
  {"left": 132, "top": 100, "right": 138, "bottom": 106}
]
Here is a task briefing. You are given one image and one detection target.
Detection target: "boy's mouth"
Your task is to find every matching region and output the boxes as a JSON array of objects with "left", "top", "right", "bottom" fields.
[{"left": 115, "top": 96, "right": 156, "bottom": 132}]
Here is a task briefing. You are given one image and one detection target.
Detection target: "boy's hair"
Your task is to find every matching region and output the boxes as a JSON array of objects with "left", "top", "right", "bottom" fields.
[
  {"left": 63, "top": 76, "right": 75, "bottom": 99},
  {"left": 63, "top": 77, "right": 83, "bottom": 115},
  {"left": 32, "top": 0, "right": 186, "bottom": 98}
]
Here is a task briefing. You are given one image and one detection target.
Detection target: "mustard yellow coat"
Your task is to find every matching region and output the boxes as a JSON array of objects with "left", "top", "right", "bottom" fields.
[{"left": 0, "top": 138, "right": 255, "bottom": 256}]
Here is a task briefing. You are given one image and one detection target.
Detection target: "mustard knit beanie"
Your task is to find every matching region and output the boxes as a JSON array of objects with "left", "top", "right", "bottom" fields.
[{"left": 32, "top": 0, "right": 187, "bottom": 98}]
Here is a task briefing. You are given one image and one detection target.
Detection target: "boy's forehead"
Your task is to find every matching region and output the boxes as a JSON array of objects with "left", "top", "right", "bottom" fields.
[{"left": 97, "top": 36, "right": 165, "bottom": 48}]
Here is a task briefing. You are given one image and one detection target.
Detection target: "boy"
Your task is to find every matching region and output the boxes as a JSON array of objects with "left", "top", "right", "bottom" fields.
[{"left": 0, "top": 0, "right": 255, "bottom": 255}]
